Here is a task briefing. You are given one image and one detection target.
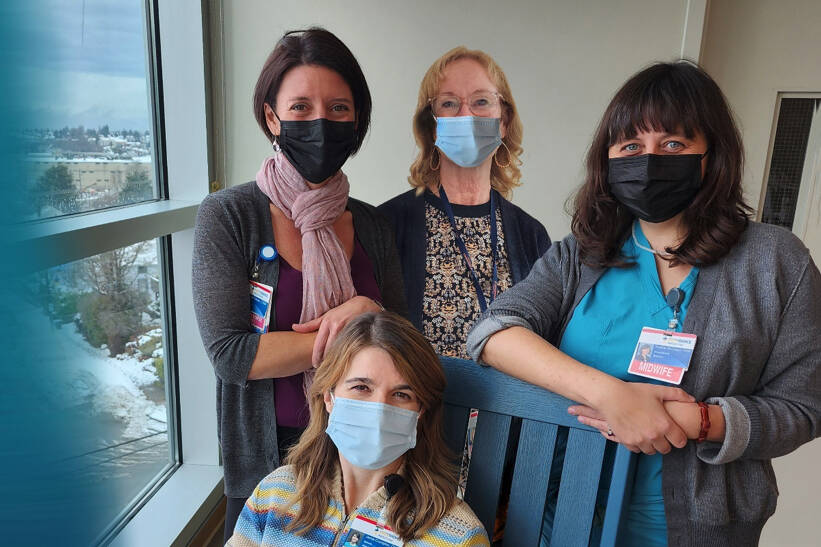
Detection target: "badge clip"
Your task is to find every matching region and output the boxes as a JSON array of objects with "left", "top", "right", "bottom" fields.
[
  {"left": 251, "top": 244, "right": 278, "bottom": 281},
  {"left": 665, "top": 287, "right": 685, "bottom": 334}
]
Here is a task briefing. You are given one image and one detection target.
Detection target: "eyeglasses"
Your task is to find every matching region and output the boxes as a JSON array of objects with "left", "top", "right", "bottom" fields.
[{"left": 428, "top": 91, "right": 504, "bottom": 118}]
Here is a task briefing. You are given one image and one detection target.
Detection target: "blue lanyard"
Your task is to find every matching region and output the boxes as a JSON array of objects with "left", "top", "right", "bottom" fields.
[{"left": 438, "top": 186, "right": 498, "bottom": 312}]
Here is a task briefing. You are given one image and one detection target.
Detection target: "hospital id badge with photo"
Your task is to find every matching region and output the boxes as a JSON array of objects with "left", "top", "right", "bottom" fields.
[
  {"left": 342, "top": 515, "right": 404, "bottom": 546},
  {"left": 627, "top": 327, "right": 697, "bottom": 385},
  {"left": 249, "top": 280, "right": 273, "bottom": 333}
]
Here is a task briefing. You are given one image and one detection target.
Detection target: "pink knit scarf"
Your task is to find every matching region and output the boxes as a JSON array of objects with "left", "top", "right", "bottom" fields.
[{"left": 256, "top": 153, "right": 356, "bottom": 323}]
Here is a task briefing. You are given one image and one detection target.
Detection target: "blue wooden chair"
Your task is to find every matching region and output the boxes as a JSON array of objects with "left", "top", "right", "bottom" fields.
[{"left": 440, "top": 357, "right": 636, "bottom": 547}]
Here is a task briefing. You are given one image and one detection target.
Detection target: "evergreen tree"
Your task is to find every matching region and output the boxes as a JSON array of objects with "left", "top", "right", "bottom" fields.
[
  {"left": 34, "top": 164, "right": 77, "bottom": 216},
  {"left": 120, "top": 166, "right": 153, "bottom": 204}
]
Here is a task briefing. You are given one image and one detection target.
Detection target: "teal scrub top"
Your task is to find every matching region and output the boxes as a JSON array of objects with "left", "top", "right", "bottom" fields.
[{"left": 547, "top": 222, "right": 699, "bottom": 547}]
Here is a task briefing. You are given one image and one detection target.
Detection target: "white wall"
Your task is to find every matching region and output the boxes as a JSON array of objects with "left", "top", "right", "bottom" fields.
[
  {"left": 700, "top": 2, "right": 821, "bottom": 546},
  {"left": 701, "top": 0, "right": 821, "bottom": 225},
  {"left": 219, "top": 0, "right": 698, "bottom": 240}
]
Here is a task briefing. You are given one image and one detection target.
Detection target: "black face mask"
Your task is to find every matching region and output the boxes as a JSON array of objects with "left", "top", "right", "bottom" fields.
[
  {"left": 607, "top": 153, "right": 705, "bottom": 223},
  {"left": 276, "top": 118, "right": 356, "bottom": 183}
]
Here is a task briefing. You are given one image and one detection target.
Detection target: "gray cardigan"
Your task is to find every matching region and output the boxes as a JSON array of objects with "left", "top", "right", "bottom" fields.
[
  {"left": 467, "top": 221, "right": 821, "bottom": 547},
  {"left": 192, "top": 181, "right": 406, "bottom": 497}
]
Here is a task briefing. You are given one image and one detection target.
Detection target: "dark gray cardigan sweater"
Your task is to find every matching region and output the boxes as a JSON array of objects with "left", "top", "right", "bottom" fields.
[
  {"left": 378, "top": 188, "right": 550, "bottom": 331},
  {"left": 467, "top": 221, "right": 821, "bottom": 547},
  {"left": 192, "top": 181, "right": 406, "bottom": 497}
]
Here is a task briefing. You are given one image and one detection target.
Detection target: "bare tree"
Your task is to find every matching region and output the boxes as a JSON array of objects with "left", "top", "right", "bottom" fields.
[{"left": 80, "top": 243, "right": 149, "bottom": 355}]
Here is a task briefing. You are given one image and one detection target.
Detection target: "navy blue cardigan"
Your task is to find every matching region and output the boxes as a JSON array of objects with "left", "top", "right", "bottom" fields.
[{"left": 378, "top": 188, "right": 550, "bottom": 331}]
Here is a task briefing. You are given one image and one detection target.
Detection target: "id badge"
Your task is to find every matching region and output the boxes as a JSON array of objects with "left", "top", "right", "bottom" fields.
[
  {"left": 249, "top": 280, "right": 274, "bottom": 333},
  {"left": 627, "top": 327, "right": 697, "bottom": 385},
  {"left": 342, "top": 515, "right": 404, "bottom": 546}
]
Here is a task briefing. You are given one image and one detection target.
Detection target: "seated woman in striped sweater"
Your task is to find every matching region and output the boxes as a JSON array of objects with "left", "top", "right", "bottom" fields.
[{"left": 227, "top": 312, "right": 489, "bottom": 547}]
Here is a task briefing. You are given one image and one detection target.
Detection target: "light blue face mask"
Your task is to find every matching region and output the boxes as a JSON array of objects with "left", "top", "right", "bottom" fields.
[
  {"left": 434, "top": 116, "right": 502, "bottom": 168},
  {"left": 325, "top": 394, "right": 419, "bottom": 470}
]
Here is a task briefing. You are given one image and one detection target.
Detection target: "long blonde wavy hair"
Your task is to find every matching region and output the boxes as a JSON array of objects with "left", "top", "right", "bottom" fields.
[
  {"left": 409, "top": 46, "right": 524, "bottom": 199},
  {"left": 280, "top": 312, "right": 458, "bottom": 540}
]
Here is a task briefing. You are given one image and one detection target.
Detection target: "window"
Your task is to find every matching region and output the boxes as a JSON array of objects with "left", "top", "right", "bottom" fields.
[
  {"left": 24, "top": 239, "right": 176, "bottom": 545},
  {"left": 21, "top": 1, "right": 158, "bottom": 222},
  {"left": 760, "top": 94, "right": 821, "bottom": 231},
  {"left": 3, "top": 1, "right": 214, "bottom": 545}
]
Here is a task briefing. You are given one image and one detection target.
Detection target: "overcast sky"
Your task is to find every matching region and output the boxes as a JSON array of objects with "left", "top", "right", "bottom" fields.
[{"left": 14, "top": 0, "right": 152, "bottom": 131}]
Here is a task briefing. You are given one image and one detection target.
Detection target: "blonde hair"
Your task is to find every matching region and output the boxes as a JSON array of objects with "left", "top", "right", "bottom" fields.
[
  {"left": 281, "top": 312, "right": 458, "bottom": 541},
  {"left": 409, "top": 46, "right": 524, "bottom": 199}
]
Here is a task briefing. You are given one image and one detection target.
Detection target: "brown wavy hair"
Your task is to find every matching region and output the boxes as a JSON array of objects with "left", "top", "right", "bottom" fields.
[
  {"left": 571, "top": 61, "right": 752, "bottom": 268},
  {"left": 408, "top": 46, "right": 523, "bottom": 199},
  {"left": 280, "top": 312, "right": 458, "bottom": 541}
]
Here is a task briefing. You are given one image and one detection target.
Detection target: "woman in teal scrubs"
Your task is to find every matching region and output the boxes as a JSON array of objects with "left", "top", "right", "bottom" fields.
[{"left": 467, "top": 61, "right": 821, "bottom": 546}]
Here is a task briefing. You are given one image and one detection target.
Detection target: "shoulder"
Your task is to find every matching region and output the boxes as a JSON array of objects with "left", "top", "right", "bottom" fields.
[
  {"left": 378, "top": 189, "right": 420, "bottom": 210},
  {"left": 251, "top": 464, "right": 298, "bottom": 500},
  {"left": 710, "top": 221, "right": 814, "bottom": 308},
  {"left": 498, "top": 194, "right": 544, "bottom": 230},
  {"left": 722, "top": 221, "right": 810, "bottom": 275},
  {"left": 497, "top": 194, "right": 550, "bottom": 253},
  {"left": 230, "top": 466, "right": 299, "bottom": 546},
  {"left": 349, "top": 196, "right": 394, "bottom": 235},
  {"left": 377, "top": 189, "right": 422, "bottom": 219},
  {"left": 201, "top": 181, "right": 261, "bottom": 209},
  {"left": 417, "top": 500, "right": 489, "bottom": 546},
  {"left": 197, "top": 181, "right": 265, "bottom": 225},
  {"left": 544, "top": 233, "right": 581, "bottom": 266},
  {"left": 347, "top": 195, "right": 379, "bottom": 218},
  {"left": 734, "top": 221, "right": 809, "bottom": 255},
  {"left": 520, "top": 233, "right": 590, "bottom": 294}
]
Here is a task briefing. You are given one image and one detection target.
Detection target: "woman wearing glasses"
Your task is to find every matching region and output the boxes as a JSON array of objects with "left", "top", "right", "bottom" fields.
[{"left": 378, "top": 47, "right": 549, "bottom": 360}]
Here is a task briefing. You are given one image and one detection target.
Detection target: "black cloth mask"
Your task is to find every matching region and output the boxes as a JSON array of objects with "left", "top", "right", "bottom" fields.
[
  {"left": 607, "top": 153, "right": 705, "bottom": 223},
  {"left": 276, "top": 118, "right": 356, "bottom": 183}
]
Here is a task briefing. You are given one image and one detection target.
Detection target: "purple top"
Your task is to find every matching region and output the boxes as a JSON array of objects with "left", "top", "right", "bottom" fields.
[{"left": 274, "top": 238, "right": 381, "bottom": 427}]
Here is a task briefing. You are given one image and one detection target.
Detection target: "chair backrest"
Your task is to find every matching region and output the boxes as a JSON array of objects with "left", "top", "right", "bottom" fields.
[{"left": 440, "top": 357, "right": 636, "bottom": 547}]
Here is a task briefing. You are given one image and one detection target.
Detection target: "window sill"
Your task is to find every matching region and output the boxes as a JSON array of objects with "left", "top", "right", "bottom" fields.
[
  {"left": 110, "top": 463, "right": 224, "bottom": 547},
  {"left": 8, "top": 199, "right": 200, "bottom": 272}
]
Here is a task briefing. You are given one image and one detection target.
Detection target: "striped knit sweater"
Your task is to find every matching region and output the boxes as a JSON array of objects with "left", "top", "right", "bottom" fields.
[{"left": 227, "top": 464, "right": 490, "bottom": 547}]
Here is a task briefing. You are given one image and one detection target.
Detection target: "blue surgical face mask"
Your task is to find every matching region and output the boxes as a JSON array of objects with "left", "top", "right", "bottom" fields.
[
  {"left": 434, "top": 116, "right": 502, "bottom": 168},
  {"left": 325, "top": 394, "right": 419, "bottom": 470}
]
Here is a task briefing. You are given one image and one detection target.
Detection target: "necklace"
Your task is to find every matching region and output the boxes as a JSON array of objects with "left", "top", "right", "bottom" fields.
[{"left": 632, "top": 224, "right": 674, "bottom": 259}]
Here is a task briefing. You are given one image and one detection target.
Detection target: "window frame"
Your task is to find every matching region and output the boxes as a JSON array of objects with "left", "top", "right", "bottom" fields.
[{"left": 12, "top": 0, "right": 221, "bottom": 543}]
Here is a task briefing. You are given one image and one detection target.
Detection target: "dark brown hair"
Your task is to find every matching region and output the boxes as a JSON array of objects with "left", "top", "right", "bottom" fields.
[
  {"left": 282, "top": 312, "right": 458, "bottom": 541},
  {"left": 252, "top": 27, "right": 371, "bottom": 153},
  {"left": 572, "top": 61, "right": 752, "bottom": 268}
]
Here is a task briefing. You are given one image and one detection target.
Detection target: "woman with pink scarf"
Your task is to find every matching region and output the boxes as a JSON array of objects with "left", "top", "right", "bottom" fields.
[{"left": 191, "top": 28, "right": 406, "bottom": 543}]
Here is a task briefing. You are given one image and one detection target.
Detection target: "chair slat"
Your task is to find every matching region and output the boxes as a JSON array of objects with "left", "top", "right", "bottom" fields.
[
  {"left": 503, "top": 419, "right": 559, "bottom": 547},
  {"left": 599, "top": 445, "right": 637, "bottom": 547},
  {"left": 463, "top": 410, "right": 512, "bottom": 535},
  {"left": 440, "top": 357, "right": 636, "bottom": 546},
  {"left": 442, "top": 404, "right": 470, "bottom": 465},
  {"left": 551, "top": 429, "right": 607, "bottom": 547}
]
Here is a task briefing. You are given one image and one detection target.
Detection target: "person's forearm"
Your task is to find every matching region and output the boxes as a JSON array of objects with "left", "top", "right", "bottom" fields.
[
  {"left": 248, "top": 330, "right": 318, "bottom": 380},
  {"left": 480, "top": 326, "right": 620, "bottom": 408},
  {"left": 664, "top": 401, "right": 726, "bottom": 442}
]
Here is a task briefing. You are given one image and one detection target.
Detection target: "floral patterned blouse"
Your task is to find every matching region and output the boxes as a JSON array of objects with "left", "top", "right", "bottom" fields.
[{"left": 422, "top": 192, "right": 512, "bottom": 358}]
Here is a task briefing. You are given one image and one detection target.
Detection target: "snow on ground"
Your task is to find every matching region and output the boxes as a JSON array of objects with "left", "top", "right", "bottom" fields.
[{"left": 41, "top": 308, "right": 167, "bottom": 439}]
